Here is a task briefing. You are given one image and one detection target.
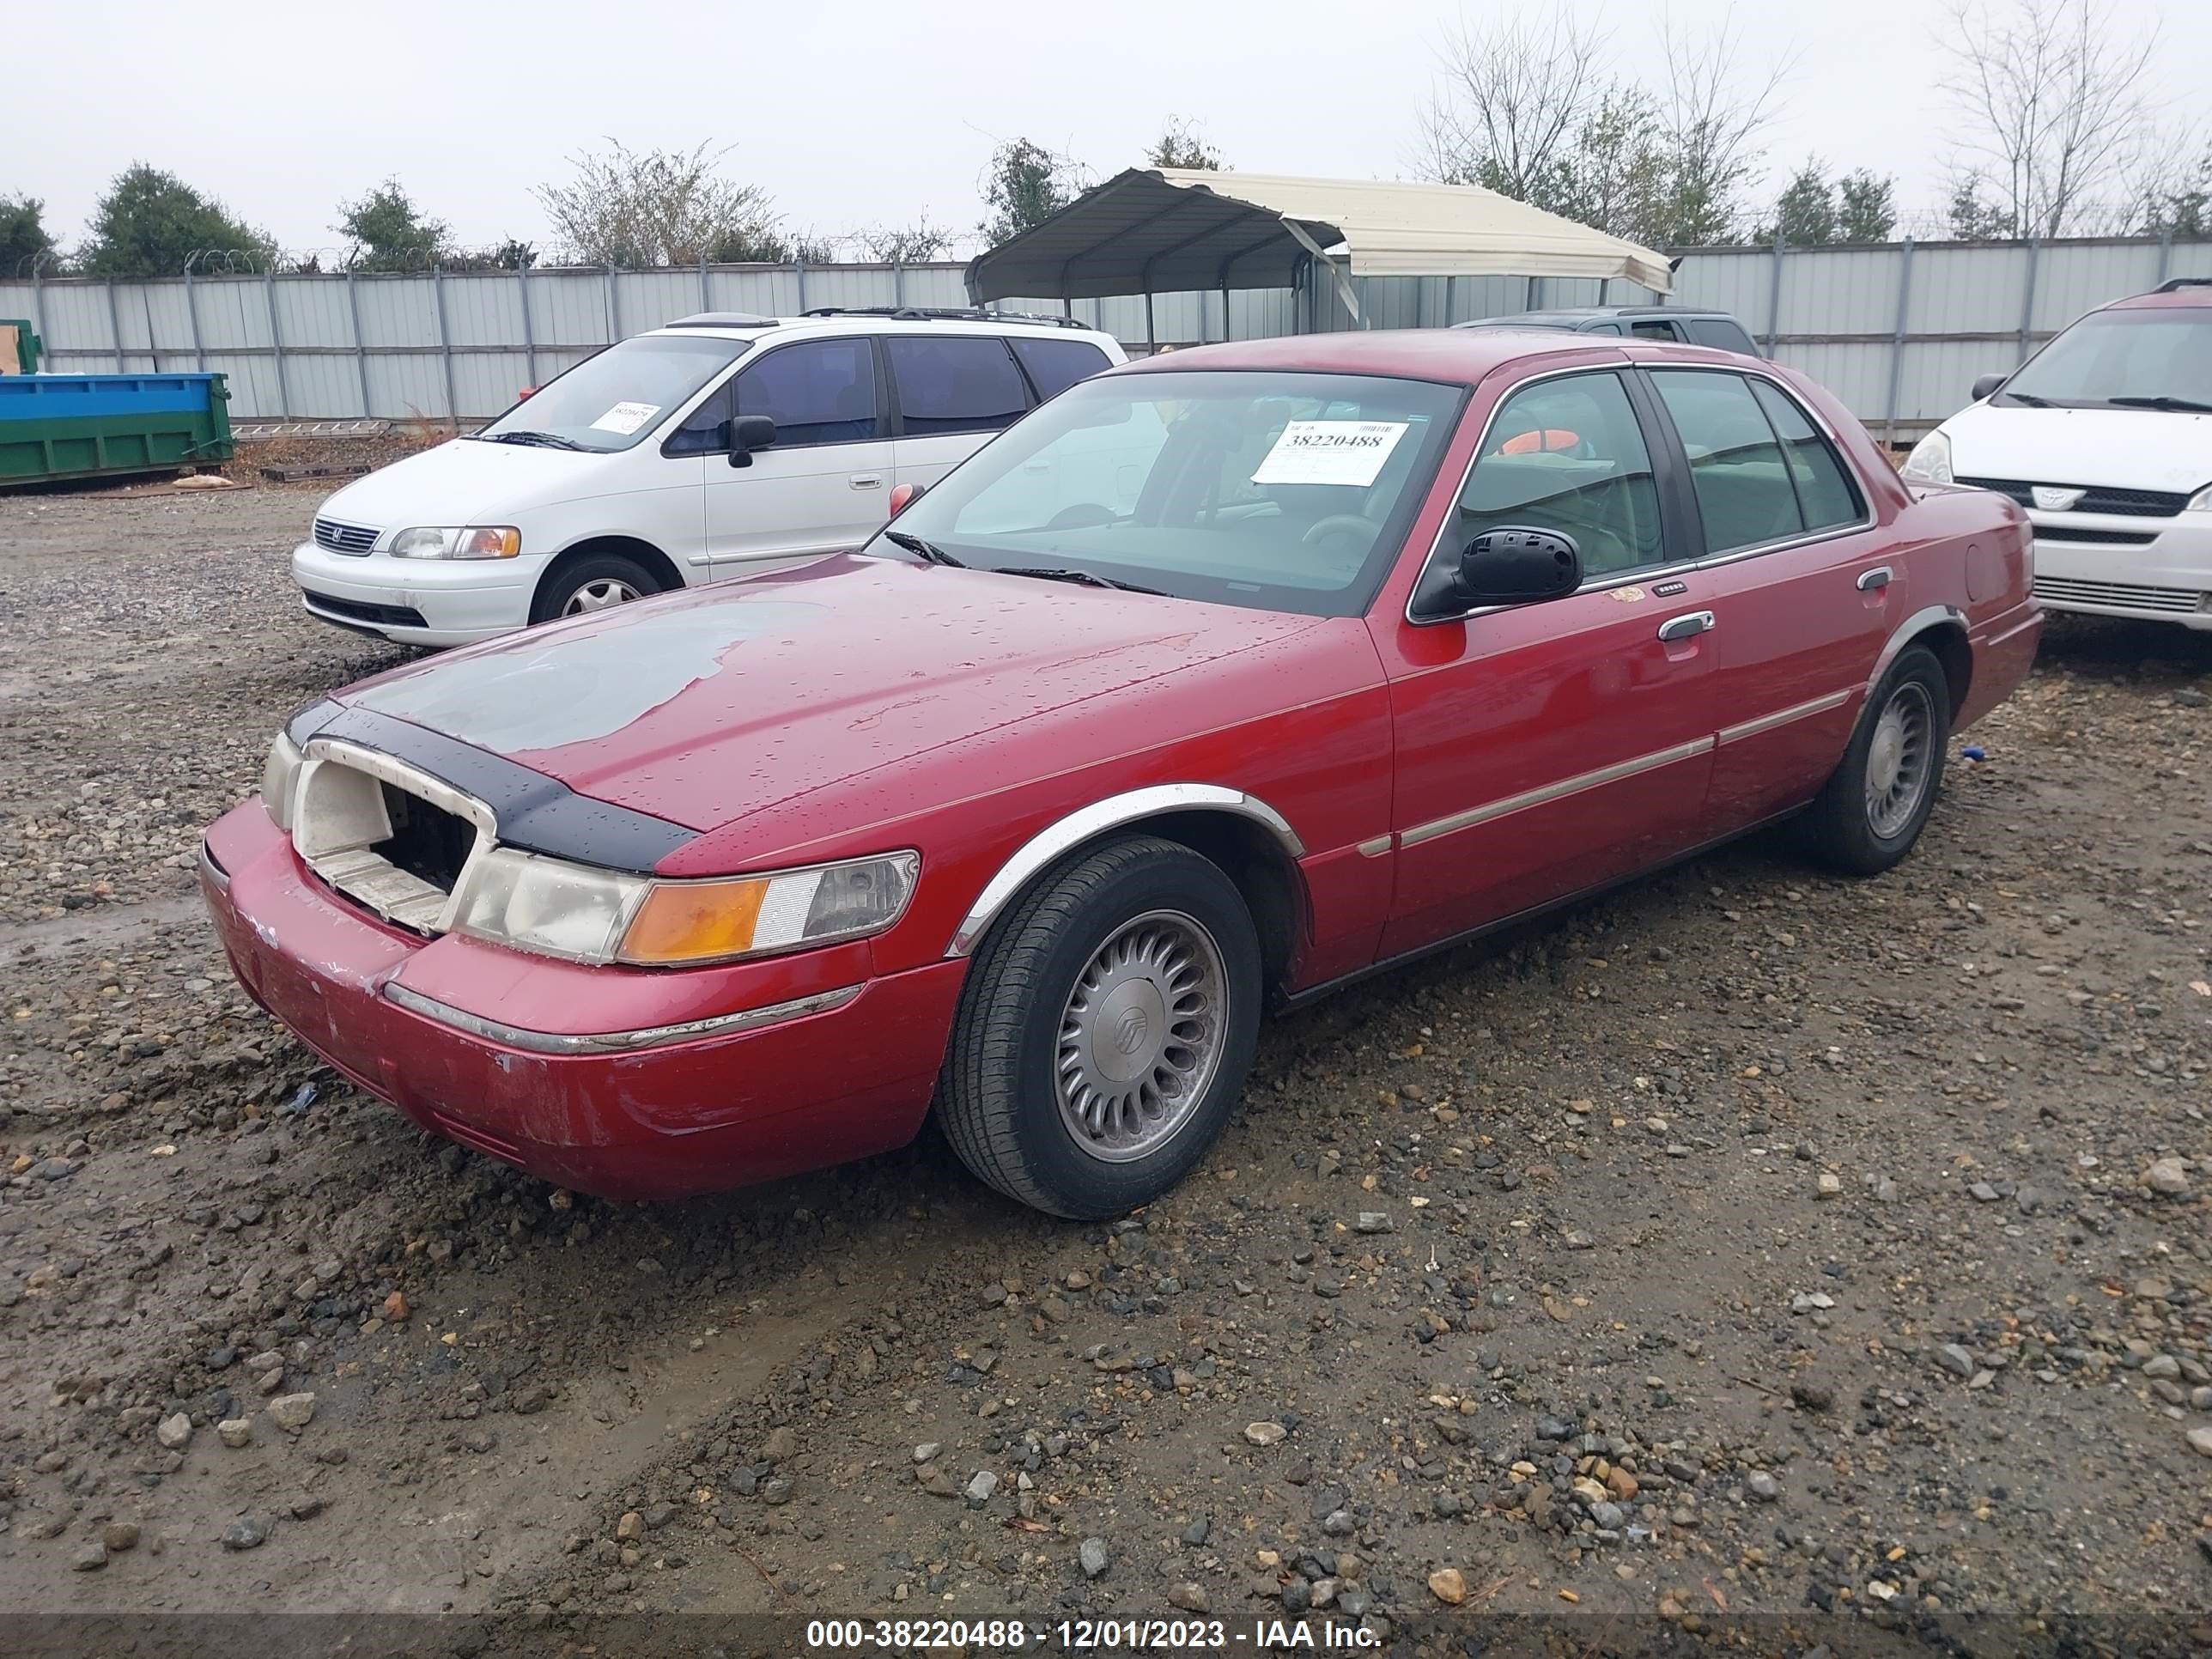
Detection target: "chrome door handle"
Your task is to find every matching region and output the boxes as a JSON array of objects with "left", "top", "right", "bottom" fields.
[
  {"left": 1856, "top": 565, "right": 1893, "bottom": 592},
  {"left": 850, "top": 474, "right": 883, "bottom": 489},
  {"left": 1656, "top": 610, "right": 1716, "bottom": 642}
]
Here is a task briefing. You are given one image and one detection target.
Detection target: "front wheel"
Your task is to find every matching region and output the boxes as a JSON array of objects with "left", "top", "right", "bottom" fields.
[
  {"left": 938, "top": 836, "right": 1262, "bottom": 1219},
  {"left": 532, "top": 553, "right": 661, "bottom": 624},
  {"left": 1802, "top": 644, "right": 1950, "bottom": 875}
]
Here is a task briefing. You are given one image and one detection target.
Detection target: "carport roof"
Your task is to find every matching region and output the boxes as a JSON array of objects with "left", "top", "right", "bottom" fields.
[{"left": 966, "top": 168, "right": 1674, "bottom": 304}]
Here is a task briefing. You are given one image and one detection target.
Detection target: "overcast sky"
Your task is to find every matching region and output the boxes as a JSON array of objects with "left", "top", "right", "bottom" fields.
[{"left": 7, "top": 0, "right": 2199, "bottom": 258}]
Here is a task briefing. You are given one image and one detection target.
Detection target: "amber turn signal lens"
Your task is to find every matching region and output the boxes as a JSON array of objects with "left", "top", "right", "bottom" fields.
[{"left": 621, "top": 879, "right": 769, "bottom": 966}]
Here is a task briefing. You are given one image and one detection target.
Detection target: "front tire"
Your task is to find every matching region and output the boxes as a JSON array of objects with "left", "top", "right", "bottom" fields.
[
  {"left": 939, "top": 836, "right": 1262, "bottom": 1219},
  {"left": 532, "top": 553, "right": 660, "bottom": 624},
  {"left": 1802, "top": 644, "right": 1950, "bottom": 875}
]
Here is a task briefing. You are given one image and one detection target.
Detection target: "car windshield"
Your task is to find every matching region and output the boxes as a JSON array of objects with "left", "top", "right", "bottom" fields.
[
  {"left": 475, "top": 334, "right": 753, "bottom": 453},
  {"left": 865, "top": 369, "right": 1464, "bottom": 617},
  {"left": 2001, "top": 308, "right": 2212, "bottom": 408}
]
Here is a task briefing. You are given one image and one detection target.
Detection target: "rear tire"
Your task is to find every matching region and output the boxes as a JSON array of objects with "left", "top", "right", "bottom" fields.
[
  {"left": 1802, "top": 644, "right": 1950, "bottom": 875},
  {"left": 939, "top": 836, "right": 1262, "bottom": 1219},
  {"left": 532, "top": 554, "right": 660, "bottom": 624}
]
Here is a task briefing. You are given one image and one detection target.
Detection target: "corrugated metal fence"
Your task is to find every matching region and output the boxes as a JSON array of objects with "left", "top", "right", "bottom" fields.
[{"left": 3, "top": 235, "right": 2207, "bottom": 434}]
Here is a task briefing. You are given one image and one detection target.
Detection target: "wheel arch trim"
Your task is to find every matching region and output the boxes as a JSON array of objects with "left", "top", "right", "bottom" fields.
[
  {"left": 945, "top": 785, "right": 1306, "bottom": 958},
  {"left": 1865, "top": 605, "right": 1967, "bottom": 698}
]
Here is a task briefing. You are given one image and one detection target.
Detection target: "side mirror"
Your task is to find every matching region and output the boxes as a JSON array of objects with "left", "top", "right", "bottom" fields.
[
  {"left": 724, "top": 414, "right": 778, "bottom": 467},
  {"left": 887, "top": 481, "right": 926, "bottom": 516},
  {"left": 1971, "top": 372, "right": 2006, "bottom": 402},
  {"left": 1456, "top": 526, "right": 1582, "bottom": 606},
  {"left": 516, "top": 386, "right": 536, "bottom": 401}
]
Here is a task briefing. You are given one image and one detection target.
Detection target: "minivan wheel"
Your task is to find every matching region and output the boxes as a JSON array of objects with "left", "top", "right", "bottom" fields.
[
  {"left": 939, "top": 836, "right": 1262, "bottom": 1219},
  {"left": 532, "top": 554, "right": 660, "bottom": 624},
  {"left": 1802, "top": 644, "right": 1951, "bottom": 875}
]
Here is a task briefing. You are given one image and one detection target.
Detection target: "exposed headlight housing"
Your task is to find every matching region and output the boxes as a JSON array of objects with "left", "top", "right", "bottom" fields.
[
  {"left": 454, "top": 849, "right": 920, "bottom": 967},
  {"left": 389, "top": 526, "right": 521, "bottom": 560},
  {"left": 1899, "top": 430, "right": 1954, "bottom": 484},
  {"left": 260, "top": 732, "right": 303, "bottom": 831},
  {"left": 2187, "top": 483, "right": 2212, "bottom": 513}
]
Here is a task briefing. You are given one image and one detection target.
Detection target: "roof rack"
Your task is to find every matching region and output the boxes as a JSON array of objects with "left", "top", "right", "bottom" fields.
[
  {"left": 2154, "top": 277, "right": 2212, "bottom": 294},
  {"left": 799, "top": 306, "right": 1091, "bottom": 330},
  {"left": 664, "top": 312, "right": 780, "bottom": 329}
]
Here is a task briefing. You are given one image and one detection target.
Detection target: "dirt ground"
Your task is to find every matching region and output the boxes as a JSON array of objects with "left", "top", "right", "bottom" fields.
[{"left": 2, "top": 482, "right": 2209, "bottom": 1656}]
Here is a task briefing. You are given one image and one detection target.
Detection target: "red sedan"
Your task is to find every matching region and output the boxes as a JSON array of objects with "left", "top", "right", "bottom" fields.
[{"left": 200, "top": 329, "right": 2039, "bottom": 1218}]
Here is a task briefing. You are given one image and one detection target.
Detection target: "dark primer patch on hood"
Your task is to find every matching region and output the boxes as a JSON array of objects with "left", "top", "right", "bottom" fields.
[{"left": 352, "top": 602, "right": 828, "bottom": 752}]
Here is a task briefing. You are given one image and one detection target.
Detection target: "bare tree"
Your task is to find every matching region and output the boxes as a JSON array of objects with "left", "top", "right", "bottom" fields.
[
  {"left": 1146, "top": 117, "right": 1224, "bottom": 172},
  {"left": 1418, "top": 14, "right": 1611, "bottom": 200},
  {"left": 854, "top": 216, "right": 954, "bottom": 263},
  {"left": 1940, "top": 0, "right": 2159, "bottom": 240},
  {"left": 1657, "top": 11, "right": 1790, "bottom": 246},
  {"left": 534, "top": 141, "right": 786, "bottom": 266}
]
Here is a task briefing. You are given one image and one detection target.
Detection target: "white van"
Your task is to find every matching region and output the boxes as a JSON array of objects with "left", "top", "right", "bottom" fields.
[
  {"left": 289, "top": 310, "right": 1126, "bottom": 647},
  {"left": 1902, "top": 278, "right": 2212, "bottom": 630}
]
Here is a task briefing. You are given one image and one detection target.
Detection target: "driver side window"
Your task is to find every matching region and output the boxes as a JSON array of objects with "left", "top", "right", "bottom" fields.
[{"left": 1456, "top": 372, "right": 1664, "bottom": 578}]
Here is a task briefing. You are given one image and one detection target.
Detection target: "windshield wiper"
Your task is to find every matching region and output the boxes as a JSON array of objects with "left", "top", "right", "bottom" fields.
[
  {"left": 2105, "top": 394, "right": 2212, "bottom": 414},
  {"left": 2001, "top": 391, "right": 2055, "bottom": 407},
  {"left": 884, "top": 529, "right": 965, "bottom": 568},
  {"left": 995, "top": 566, "right": 1167, "bottom": 597},
  {"left": 481, "top": 429, "right": 586, "bottom": 451}
]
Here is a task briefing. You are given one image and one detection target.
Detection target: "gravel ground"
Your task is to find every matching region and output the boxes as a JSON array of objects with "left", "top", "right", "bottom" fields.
[{"left": 3, "top": 484, "right": 2210, "bottom": 1654}]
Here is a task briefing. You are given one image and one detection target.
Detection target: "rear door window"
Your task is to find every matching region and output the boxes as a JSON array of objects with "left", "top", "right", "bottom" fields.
[
  {"left": 1749, "top": 380, "right": 1864, "bottom": 531},
  {"left": 887, "top": 337, "right": 1031, "bottom": 436},
  {"left": 1648, "top": 369, "right": 1804, "bottom": 553},
  {"left": 1011, "top": 337, "right": 1112, "bottom": 401}
]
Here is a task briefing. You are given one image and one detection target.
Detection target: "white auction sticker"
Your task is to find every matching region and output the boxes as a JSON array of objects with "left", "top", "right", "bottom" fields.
[
  {"left": 1250, "top": 420, "right": 1409, "bottom": 487},
  {"left": 589, "top": 400, "right": 661, "bottom": 436}
]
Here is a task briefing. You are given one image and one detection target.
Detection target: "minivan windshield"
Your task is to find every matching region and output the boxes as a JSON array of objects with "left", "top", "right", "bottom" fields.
[
  {"left": 475, "top": 334, "right": 753, "bottom": 453},
  {"left": 863, "top": 369, "right": 1464, "bottom": 617},
  {"left": 2000, "top": 307, "right": 2212, "bottom": 409}
]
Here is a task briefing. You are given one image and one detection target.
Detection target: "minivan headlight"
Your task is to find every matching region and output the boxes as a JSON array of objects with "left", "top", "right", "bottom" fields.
[
  {"left": 260, "top": 732, "right": 303, "bottom": 831},
  {"left": 1900, "top": 430, "right": 1953, "bottom": 484},
  {"left": 454, "top": 849, "right": 920, "bottom": 967},
  {"left": 2188, "top": 483, "right": 2212, "bottom": 513},
  {"left": 389, "top": 526, "right": 521, "bottom": 560}
]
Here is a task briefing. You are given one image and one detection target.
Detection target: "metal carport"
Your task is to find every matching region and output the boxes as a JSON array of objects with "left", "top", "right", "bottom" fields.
[{"left": 966, "top": 168, "right": 1673, "bottom": 342}]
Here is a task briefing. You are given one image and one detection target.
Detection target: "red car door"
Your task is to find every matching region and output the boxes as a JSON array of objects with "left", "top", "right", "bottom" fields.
[
  {"left": 1640, "top": 368, "right": 1899, "bottom": 826},
  {"left": 1369, "top": 367, "right": 1721, "bottom": 961}
]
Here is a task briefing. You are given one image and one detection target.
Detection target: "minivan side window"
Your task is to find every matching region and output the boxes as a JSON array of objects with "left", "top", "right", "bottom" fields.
[
  {"left": 1455, "top": 371, "right": 1664, "bottom": 578},
  {"left": 1686, "top": 316, "right": 1759, "bottom": 356},
  {"left": 715, "top": 338, "right": 882, "bottom": 450},
  {"left": 1649, "top": 369, "right": 1805, "bottom": 553},
  {"left": 888, "top": 337, "right": 1030, "bottom": 436},
  {"left": 1011, "top": 337, "right": 1111, "bottom": 402}
]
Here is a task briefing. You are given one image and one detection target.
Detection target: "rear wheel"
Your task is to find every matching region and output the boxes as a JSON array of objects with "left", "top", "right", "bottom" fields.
[
  {"left": 1802, "top": 644, "right": 1950, "bottom": 874},
  {"left": 532, "top": 553, "right": 660, "bottom": 624},
  {"left": 939, "top": 836, "right": 1262, "bottom": 1219}
]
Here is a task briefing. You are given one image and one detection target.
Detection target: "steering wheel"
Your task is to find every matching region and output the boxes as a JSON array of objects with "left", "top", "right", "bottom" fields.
[
  {"left": 1045, "top": 502, "right": 1115, "bottom": 531},
  {"left": 1299, "top": 514, "right": 1378, "bottom": 554}
]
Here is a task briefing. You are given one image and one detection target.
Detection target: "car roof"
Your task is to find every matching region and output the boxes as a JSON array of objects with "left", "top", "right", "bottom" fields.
[
  {"left": 643, "top": 312, "right": 1116, "bottom": 343},
  {"left": 1460, "top": 306, "right": 1734, "bottom": 325},
  {"left": 1115, "top": 327, "right": 1747, "bottom": 387},
  {"left": 2108, "top": 279, "right": 2212, "bottom": 311}
]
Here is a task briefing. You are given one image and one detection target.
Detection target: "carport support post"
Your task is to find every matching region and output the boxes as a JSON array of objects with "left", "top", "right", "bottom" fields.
[
  {"left": 1764, "top": 235, "right": 1785, "bottom": 355},
  {"left": 1882, "top": 240, "right": 1916, "bottom": 449},
  {"left": 29, "top": 260, "right": 47, "bottom": 365},
  {"left": 1144, "top": 289, "right": 1157, "bottom": 352},
  {"left": 431, "top": 262, "right": 459, "bottom": 431},
  {"left": 264, "top": 271, "right": 291, "bottom": 419},
  {"left": 344, "top": 268, "right": 372, "bottom": 417},
  {"left": 1446, "top": 275, "right": 1458, "bottom": 325},
  {"left": 1219, "top": 278, "right": 1231, "bottom": 343},
  {"left": 106, "top": 278, "right": 126, "bottom": 373},
  {"left": 2016, "top": 239, "right": 2040, "bottom": 366}
]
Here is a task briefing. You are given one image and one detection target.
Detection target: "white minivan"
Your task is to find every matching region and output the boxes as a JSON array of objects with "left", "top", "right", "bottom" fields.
[
  {"left": 289, "top": 310, "right": 1126, "bottom": 647},
  {"left": 1902, "top": 278, "right": 2212, "bottom": 630}
]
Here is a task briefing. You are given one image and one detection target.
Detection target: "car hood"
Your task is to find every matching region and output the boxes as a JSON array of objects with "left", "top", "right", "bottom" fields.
[
  {"left": 1942, "top": 400, "right": 2212, "bottom": 493},
  {"left": 314, "top": 437, "right": 611, "bottom": 529},
  {"left": 337, "top": 555, "right": 1330, "bottom": 834}
]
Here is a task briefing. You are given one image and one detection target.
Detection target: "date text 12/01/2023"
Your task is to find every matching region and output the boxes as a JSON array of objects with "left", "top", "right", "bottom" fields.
[{"left": 803, "top": 1617, "right": 1385, "bottom": 1649}]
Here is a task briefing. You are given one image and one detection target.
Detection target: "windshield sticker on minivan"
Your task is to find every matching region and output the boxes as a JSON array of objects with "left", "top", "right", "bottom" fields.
[
  {"left": 1250, "top": 421, "right": 1409, "bottom": 488},
  {"left": 590, "top": 401, "right": 662, "bottom": 436}
]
